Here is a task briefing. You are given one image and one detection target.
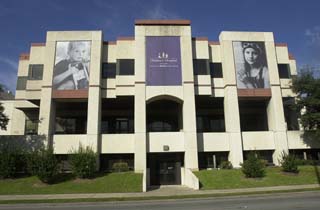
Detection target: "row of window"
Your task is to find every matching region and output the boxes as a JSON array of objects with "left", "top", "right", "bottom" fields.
[
  {"left": 193, "top": 59, "right": 291, "bottom": 79},
  {"left": 16, "top": 60, "right": 291, "bottom": 90}
]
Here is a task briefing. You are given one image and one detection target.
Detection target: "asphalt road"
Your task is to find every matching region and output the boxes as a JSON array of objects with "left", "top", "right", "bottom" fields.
[{"left": 0, "top": 191, "right": 319, "bottom": 210}]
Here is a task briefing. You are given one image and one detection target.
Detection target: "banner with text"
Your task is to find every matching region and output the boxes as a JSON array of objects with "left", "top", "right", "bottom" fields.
[{"left": 146, "top": 36, "right": 182, "bottom": 86}]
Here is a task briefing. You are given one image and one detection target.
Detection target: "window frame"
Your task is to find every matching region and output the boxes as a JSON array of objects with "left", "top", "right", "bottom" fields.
[{"left": 28, "top": 64, "right": 44, "bottom": 80}]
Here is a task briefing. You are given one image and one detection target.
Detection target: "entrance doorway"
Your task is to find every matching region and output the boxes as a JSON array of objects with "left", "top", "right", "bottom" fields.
[{"left": 148, "top": 153, "right": 184, "bottom": 186}]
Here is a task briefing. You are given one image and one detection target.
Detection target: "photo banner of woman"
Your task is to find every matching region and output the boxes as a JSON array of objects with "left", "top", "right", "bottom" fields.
[
  {"left": 233, "top": 41, "right": 270, "bottom": 89},
  {"left": 53, "top": 41, "right": 91, "bottom": 90}
]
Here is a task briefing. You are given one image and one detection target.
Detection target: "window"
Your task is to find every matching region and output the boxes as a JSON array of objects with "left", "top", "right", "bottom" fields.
[
  {"left": 193, "top": 59, "right": 209, "bottom": 75},
  {"left": 102, "top": 63, "right": 116, "bottom": 78},
  {"left": 100, "top": 154, "right": 134, "bottom": 172},
  {"left": 28, "top": 64, "right": 43, "bottom": 80},
  {"left": 101, "top": 117, "right": 134, "bottom": 134},
  {"left": 117, "top": 59, "right": 134, "bottom": 75},
  {"left": 196, "top": 116, "right": 225, "bottom": 132},
  {"left": 210, "top": 63, "right": 223, "bottom": 78},
  {"left": 55, "top": 117, "right": 87, "bottom": 134},
  {"left": 16, "top": 77, "right": 28, "bottom": 90},
  {"left": 283, "top": 97, "right": 299, "bottom": 130},
  {"left": 239, "top": 100, "right": 269, "bottom": 131},
  {"left": 25, "top": 119, "right": 38, "bottom": 135},
  {"left": 278, "top": 64, "right": 291, "bottom": 78},
  {"left": 198, "top": 152, "right": 229, "bottom": 169}
]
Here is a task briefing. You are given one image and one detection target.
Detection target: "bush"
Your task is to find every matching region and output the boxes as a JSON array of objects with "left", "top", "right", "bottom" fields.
[
  {"left": 295, "top": 159, "right": 319, "bottom": 166},
  {"left": 241, "top": 152, "right": 266, "bottom": 178},
  {"left": 112, "top": 162, "right": 129, "bottom": 172},
  {"left": 0, "top": 149, "right": 28, "bottom": 178},
  {"left": 219, "top": 161, "right": 233, "bottom": 169},
  {"left": 70, "top": 145, "right": 97, "bottom": 178},
  {"left": 0, "top": 152, "right": 16, "bottom": 178},
  {"left": 280, "top": 152, "right": 299, "bottom": 173},
  {"left": 26, "top": 152, "right": 41, "bottom": 176},
  {"left": 34, "top": 148, "right": 59, "bottom": 184}
]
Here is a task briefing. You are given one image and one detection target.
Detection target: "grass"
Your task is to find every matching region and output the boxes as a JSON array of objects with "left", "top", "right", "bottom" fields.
[
  {"left": 194, "top": 166, "right": 320, "bottom": 190},
  {"left": 0, "top": 172, "right": 142, "bottom": 195}
]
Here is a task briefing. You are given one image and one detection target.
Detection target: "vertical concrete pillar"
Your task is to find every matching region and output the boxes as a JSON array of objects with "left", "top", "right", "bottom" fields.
[
  {"left": 183, "top": 83, "right": 198, "bottom": 170},
  {"left": 224, "top": 86, "right": 243, "bottom": 167},
  {"left": 181, "top": 34, "right": 198, "bottom": 170},
  {"left": 38, "top": 87, "right": 54, "bottom": 147},
  {"left": 86, "top": 32, "right": 103, "bottom": 170},
  {"left": 134, "top": 83, "right": 147, "bottom": 172},
  {"left": 86, "top": 36, "right": 103, "bottom": 145},
  {"left": 267, "top": 86, "right": 288, "bottom": 165},
  {"left": 265, "top": 39, "right": 289, "bottom": 165},
  {"left": 38, "top": 37, "right": 56, "bottom": 147},
  {"left": 134, "top": 33, "right": 147, "bottom": 173}
]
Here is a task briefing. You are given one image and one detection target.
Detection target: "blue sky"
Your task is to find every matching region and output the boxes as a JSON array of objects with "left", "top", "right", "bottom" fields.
[{"left": 0, "top": 0, "right": 320, "bottom": 93}]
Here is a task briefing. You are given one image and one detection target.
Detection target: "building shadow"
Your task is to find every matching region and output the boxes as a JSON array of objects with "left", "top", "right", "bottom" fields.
[{"left": 313, "top": 164, "right": 320, "bottom": 184}]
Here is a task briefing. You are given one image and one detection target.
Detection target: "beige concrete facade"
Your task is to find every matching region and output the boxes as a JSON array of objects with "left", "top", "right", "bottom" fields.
[{"left": 1, "top": 20, "right": 319, "bottom": 190}]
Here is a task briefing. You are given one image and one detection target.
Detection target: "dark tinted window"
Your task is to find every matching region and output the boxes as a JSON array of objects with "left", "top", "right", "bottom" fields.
[
  {"left": 25, "top": 119, "right": 38, "bottom": 135},
  {"left": 16, "top": 77, "right": 27, "bottom": 90},
  {"left": 210, "top": 63, "right": 223, "bottom": 78},
  {"left": 283, "top": 97, "right": 299, "bottom": 130},
  {"left": 278, "top": 64, "right": 291, "bottom": 78},
  {"left": 117, "top": 59, "right": 134, "bottom": 75},
  {"left": 28, "top": 64, "right": 43, "bottom": 80},
  {"left": 193, "top": 59, "right": 209, "bottom": 75},
  {"left": 102, "top": 63, "right": 116, "bottom": 78}
]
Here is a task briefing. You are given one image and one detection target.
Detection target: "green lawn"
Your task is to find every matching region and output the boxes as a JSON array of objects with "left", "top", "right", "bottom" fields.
[
  {"left": 194, "top": 166, "right": 320, "bottom": 190},
  {"left": 0, "top": 172, "right": 142, "bottom": 195}
]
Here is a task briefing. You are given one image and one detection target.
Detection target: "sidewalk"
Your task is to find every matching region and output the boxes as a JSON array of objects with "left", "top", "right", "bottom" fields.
[{"left": 0, "top": 184, "right": 319, "bottom": 201}]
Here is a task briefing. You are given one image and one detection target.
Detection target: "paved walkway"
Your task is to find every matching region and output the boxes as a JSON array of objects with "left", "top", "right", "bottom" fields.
[{"left": 0, "top": 184, "right": 319, "bottom": 201}]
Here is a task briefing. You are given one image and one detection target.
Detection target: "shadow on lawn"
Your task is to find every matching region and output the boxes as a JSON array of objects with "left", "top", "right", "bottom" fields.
[
  {"left": 51, "top": 173, "right": 75, "bottom": 184},
  {"left": 313, "top": 165, "right": 320, "bottom": 184}
]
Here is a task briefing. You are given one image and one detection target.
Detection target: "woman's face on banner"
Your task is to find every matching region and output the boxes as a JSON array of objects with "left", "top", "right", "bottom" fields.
[
  {"left": 244, "top": 47, "right": 259, "bottom": 65},
  {"left": 69, "top": 44, "right": 87, "bottom": 62}
]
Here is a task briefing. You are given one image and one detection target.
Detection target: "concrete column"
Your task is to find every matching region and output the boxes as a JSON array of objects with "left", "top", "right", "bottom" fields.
[
  {"left": 86, "top": 36, "right": 103, "bottom": 146},
  {"left": 267, "top": 86, "right": 288, "bottom": 165},
  {"left": 183, "top": 83, "right": 198, "bottom": 170},
  {"left": 134, "top": 33, "right": 147, "bottom": 173},
  {"left": 38, "top": 87, "right": 54, "bottom": 147},
  {"left": 38, "top": 37, "right": 56, "bottom": 147},
  {"left": 86, "top": 34, "right": 103, "bottom": 170},
  {"left": 224, "top": 86, "right": 243, "bottom": 167},
  {"left": 134, "top": 83, "right": 146, "bottom": 172},
  {"left": 86, "top": 86, "right": 101, "bottom": 152}
]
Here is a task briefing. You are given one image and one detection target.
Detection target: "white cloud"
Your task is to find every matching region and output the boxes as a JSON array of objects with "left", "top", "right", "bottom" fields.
[
  {"left": 0, "top": 56, "right": 18, "bottom": 70},
  {"left": 305, "top": 26, "right": 320, "bottom": 45},
  {"left": 0, "top": 56, "right": 18, "bottom": 93},
  {"left": 144, "top": 3, "right": 180, "bottom": 19}
]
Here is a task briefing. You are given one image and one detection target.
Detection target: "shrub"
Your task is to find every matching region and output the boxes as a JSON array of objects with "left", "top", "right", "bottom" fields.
[
  {"left": 26, "top": 151, "right": 41, "bottom": 175},
  {"left": 280, "top": 152, "right": 299, "bottom": 173},
  {"left": 34, "top": 148, "right": 59, "bottom": 184},
  {"left": 112, "top": 162, "right": 129, "bottom": 172},
  {"left": 241, "top": 152, "right": 266, "bottom": 178},
  {"left": 295, "top": 159, "right": 319, "bottom": 166},
  {"left": 219, "top": 161, "right": 233, "bottom": 169},
  {"left": 0, "top": 152, "right": 16, "bottom": 178},
  {"left": 70, "top": 145, "right": 97, "bottom": 178},
  {"left": 0, "top": 149, "right": 28, "bottom": 178}
]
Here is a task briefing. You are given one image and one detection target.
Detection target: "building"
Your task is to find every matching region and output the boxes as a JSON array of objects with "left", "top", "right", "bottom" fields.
[{"left": 1, "top": 20, "right": 320, "bottom": 190}]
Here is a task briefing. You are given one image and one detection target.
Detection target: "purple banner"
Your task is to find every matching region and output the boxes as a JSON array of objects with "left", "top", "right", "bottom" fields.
[{"left": 146, "top": 36, "right": 182, "bottom": 86}]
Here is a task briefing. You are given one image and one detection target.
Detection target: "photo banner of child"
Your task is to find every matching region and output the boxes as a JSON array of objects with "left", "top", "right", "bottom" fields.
[
  {"left": 233, "top": 41, "right": 270, "bottom": 89},
  {"left": 53, "top": 41, "right": 91, "bottom": 90}
]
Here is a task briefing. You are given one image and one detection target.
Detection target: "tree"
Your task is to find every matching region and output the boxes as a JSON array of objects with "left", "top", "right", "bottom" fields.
[
  {"left": 291, "top": 67, "right": 320, "bottom": 137},
  {"left": 0, "top": 84, "right": 9, "bottom": 130}
]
